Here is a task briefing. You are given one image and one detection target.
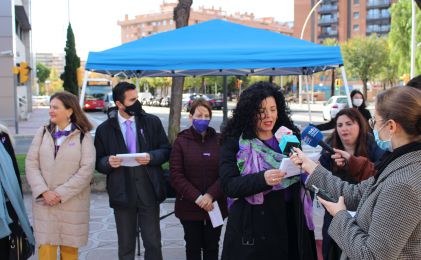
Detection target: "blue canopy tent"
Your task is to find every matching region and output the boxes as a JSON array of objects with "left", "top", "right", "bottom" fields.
[{"left": 83, "top": 19, "right": 351, "bottom": 120}]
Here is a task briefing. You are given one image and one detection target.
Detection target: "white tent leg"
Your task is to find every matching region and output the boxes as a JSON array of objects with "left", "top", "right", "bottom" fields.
[
  {"left": 79, "top": 71, "right": 89, "bottom": 107},
  {"left": 304, "top": 75, "right": 312, "bottom": 123},
  {"left": 340, "top": 66, "right": 352, "bottom": 107}
]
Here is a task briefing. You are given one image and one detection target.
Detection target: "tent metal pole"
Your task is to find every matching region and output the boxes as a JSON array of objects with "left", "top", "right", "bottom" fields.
[
  {"left": 410, "top": 0, "right": 416, "bottom": 79},
  {"left": 79, "top": 70, "right": 89, "bottom": 107},
  {"left": 340, "top": 66, "right": 352, "bottom": 107},
  {"left": 304, "top": 75, "right": 312, "bottom": 123},
  {"left": 298, "top": 75, "right": 302, "bottom": 104},
  {"left": 223, "top": 76, "right": 228, "bottom": 123}
]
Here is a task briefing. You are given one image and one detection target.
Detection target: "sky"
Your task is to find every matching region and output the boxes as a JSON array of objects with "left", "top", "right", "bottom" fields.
[{"left": 31, "top": 0, "right": 294, "bottom": 60}]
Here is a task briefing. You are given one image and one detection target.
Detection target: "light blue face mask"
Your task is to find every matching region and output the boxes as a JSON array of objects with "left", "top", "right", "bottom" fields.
[{"left": 373, "top": 122, "right": 393, "bottom": 152}]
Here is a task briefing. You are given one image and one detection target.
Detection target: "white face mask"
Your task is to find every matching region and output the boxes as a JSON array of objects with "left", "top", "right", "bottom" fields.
[{"left": 352, "top": 98, "right": 363, "bottom": 107}]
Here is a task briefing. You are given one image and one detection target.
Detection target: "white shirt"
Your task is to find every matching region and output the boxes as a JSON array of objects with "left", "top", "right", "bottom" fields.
[
  {"left": 117, "top": 111, "right": 136, "bottom": 145},
  {"left": 55, "top": 123, "right": 72, "bottom": 146}
]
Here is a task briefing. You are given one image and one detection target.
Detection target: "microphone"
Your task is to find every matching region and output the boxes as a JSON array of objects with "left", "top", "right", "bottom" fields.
[
  {"left": 279, "top": 134, "right": 301, "bottom": 155},
  {"left": 301, "top": 125, "right": 335, "bottom": 154}
]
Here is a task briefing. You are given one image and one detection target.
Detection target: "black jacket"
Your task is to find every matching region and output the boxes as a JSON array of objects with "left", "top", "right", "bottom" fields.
[
  {"left": 219, "top": 136, "right": 317, "bottom": 260},
  {"left": 94, "top": 110, "right": 171, "bottom": 207}
]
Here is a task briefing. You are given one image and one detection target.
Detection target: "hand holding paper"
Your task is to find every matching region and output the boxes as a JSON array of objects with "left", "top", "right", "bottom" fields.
[{"left": 116, "top": 153, "right": 148, "bottom": 167}]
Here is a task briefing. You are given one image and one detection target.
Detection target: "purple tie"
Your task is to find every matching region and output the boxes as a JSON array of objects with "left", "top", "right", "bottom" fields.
[{"left": 124, "top": 120, "right": 136, "bottom": 153}]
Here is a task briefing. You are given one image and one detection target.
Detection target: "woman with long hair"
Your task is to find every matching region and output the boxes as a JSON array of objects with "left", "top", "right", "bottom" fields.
[
  {"left": 350, "top": 89, "right": 371, "bottom": 123},
  {"left": 319, "top": 108, "right": 383, "bottom": 259},
  {"left": 291, "top": 86, "right": 421, "bottom": 259},
  {"left": 26, "top": 91, "right": 95, "bottom": 260},
  {"left": 0, "top": 124, "right": 35, "bottom": 259},
  {"left": 220, "top": 81, "right": 317, "bottom": 260}
]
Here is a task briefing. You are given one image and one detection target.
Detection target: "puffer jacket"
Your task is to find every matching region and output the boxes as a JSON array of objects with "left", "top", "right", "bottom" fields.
[{"left": 26, "top": 126, "right": 95, "bottom": 247}]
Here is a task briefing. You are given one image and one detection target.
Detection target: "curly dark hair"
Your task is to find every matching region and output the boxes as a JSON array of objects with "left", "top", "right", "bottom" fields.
[{"left": 221, "top": 81, "right": 299, "bottom": 142}]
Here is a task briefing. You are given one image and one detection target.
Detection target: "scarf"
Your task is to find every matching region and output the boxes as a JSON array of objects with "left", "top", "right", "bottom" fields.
[
  {"left": 0, "top": 142, "right": 35, "bottom": 245},
  {"left": 234, "top": 136, "right": 314, "bottom": 230},
  {"left": 236, "top": 136, "right": 300, "bottom": 204},
  {"left": 374, "top": 141, "right": 421, "bottom": 184}
]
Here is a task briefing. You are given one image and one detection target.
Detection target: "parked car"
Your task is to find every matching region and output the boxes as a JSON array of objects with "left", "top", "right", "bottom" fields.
[
  {"left": 207, "top": 94, "right": 224, "bottom": 110},
  {"left": 32, "top": 95, "right": 50, "bottom": 106},
  {"left": 160, "top": 96, "right": 171, "bottom": 107},
  {"left": 102, "top": 93, "right": 115, "bottom": 113},
  {"left": 322, "top": 95, "right": 349, "bottom": 121}
]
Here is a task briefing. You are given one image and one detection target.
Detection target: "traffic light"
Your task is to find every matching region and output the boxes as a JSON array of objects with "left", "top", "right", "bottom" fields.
[
  {"left": 19, "top": 62, "right": 30, "bottom": 84},
  {"left": 235, "top": 79, "right": 243, "bottom": 89},
  {"left": 335, "top": 78, "right": 342, "bottom": 87},
  {"left": 77, "top": 67, "right": 84, "bottom": 87},
  {"left": 400, "top": 74, "right": 410, "bottom": 85}
]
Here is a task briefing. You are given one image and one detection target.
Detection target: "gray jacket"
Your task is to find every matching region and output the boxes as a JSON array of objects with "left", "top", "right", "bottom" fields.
[{"left": 307, "top": 150, "right": 421, "bottom": 260}]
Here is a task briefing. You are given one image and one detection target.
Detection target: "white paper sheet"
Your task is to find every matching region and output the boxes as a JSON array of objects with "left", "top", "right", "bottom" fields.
[
  {"left": 208, "top": 201, "right": 224, "bottom": 228},
  {"left": 279, "top": 153, "right": 321, "bottom": 177},
  {"left": 279, "top": 158, "right": 301, "bottom": 177},
  {"left": 116, "top": 153, "right": 147, "bottom": 167}
]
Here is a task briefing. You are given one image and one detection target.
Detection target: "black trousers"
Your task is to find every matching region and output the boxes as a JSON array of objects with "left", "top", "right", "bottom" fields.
[
  {"left": 114, "top": 204, "right": 162, "bottom": 260},
  {"left": 180, "top": 219, "right": 222, "bottom": 260}
]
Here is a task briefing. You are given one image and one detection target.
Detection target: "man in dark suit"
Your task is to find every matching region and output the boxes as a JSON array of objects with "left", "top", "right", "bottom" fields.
[{"left": 94, "top": 82, "right": 171, "bottom": 260}]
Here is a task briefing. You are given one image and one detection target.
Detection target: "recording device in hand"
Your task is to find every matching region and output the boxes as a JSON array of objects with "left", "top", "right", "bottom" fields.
[
  {"left": 279, "top": 135, "right": 301, "bottom": 155},
  {"left": 301, "top": 125, "right": 335, "bottom": 154},
  {"left": 310, "top": 185, "right": 338, "bottom": 203}
]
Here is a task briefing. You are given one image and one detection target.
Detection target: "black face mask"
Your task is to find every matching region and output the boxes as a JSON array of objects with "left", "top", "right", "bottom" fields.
[{"left": 124, "top": 100, "right": 143, "bottom": 116}]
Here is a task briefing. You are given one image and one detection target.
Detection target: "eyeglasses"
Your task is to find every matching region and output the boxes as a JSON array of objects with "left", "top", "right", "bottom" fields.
[{"left": 368, "top": 117, "right": 384, "bottom": 129}]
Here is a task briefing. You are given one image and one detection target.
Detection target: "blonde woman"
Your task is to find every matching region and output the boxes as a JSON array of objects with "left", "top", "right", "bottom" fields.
[{"left": 26, "top": 91, "right": 95, "bottom": 260}]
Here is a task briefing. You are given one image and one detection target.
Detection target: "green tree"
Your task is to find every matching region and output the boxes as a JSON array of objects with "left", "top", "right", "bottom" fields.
[
  {"left": 61, "top": 23, "right": 80, "bottom": 96},
  {"left": 388, "top": 0, "right": 421, "bottom": 77},
  {"left": 322, "top": 38, "right": 339, "bottom": 97},
  {"left": 168, "top": 0, "right": 193, "bottom": 143},
  {"left": 36, "top": 63, "right": 51, "bottom": 84},
  {"left": 342, "top": 35, "right": 388, "bottom": 98}
]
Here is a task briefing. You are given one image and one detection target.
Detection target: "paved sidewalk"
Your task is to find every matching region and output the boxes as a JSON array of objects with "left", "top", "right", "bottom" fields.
[{"left": 24, "top": 192, "right": 324, "bottom": 260}]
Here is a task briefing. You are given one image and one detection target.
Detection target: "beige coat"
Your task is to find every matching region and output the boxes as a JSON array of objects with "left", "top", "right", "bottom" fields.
[{"left": 26, "top": 126, "right": 95, "bottom": 248}]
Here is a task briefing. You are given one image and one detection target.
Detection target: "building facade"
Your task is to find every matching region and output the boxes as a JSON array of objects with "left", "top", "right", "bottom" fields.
[
  {"left": 118, "top": 2, "right": 293, "bottom": 44},
  {"left": 0, "top": 0, "right": 33, "bottom": 128},
  {"left": 294, "top": 0, "right": 396, "bottom": 43},
  {"left": 36, "top": 52, "right": 65, "bottom": 74}
]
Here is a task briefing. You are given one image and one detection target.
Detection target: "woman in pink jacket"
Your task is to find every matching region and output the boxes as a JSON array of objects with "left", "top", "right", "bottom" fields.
[{"left": 26, "top": 91, "right": 95, "bottom": 260}]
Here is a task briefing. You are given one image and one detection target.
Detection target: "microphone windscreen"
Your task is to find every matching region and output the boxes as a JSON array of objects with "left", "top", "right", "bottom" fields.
[
  {"left": 301, "top": 125, "right": 324, "bottom": 148},
  {"left": 279, "top": 135, "right": 300, "bottom": 155}
]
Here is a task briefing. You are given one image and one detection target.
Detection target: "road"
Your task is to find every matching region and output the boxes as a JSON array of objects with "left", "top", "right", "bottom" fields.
[{"left": 86, "top": 106, "right": 326, "bottom": 133}]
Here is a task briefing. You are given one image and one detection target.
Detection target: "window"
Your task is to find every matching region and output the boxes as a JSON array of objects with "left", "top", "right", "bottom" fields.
[
  {"left": 353, "top": 12, "right": 360, "bottom": 19},
  {"left": 353, "top": 24, "right": 360, "bottom": 31},
  {"left": 354, "top": 0, "right": 359, "bottom": 4},
  {"left": 163, "top": 20, "right": 167, "bottom": 26}
]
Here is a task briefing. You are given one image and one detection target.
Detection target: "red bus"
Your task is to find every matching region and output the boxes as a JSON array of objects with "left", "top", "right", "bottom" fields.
[{"left": 83, "top": 79, "right": 112, "bottom": 111}]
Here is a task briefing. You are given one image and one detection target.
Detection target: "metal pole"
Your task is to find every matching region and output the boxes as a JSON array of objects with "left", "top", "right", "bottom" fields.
[
  {"left": 300, "top": 0, "right": 324, "bottom": 39},
  {"left": 304, "top": 75, "right": 312, "bottom": 123},
  {"left": 341, "top": 66, "right": 352, "bottom": 107},
  {"left": 14, "top": 75, "right": 19, "bottom": 134},
  {"left": 222, "top": 76, "right": 228, "bottom": 123},
  {"left": 410, "top": 0, "right": 417, "bottom": 79}
]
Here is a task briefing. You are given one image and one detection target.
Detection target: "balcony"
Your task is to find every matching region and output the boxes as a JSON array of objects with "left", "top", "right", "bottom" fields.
[
  {"left": 366, "top": 13, "right": 391, "bottom": 22},
  {"left": 318, "top": 30, "right": 339, "bottom": 39},
  {"left": 367, "top": 0, "right": 391, "bottom": 9},
  {"left": 318, "top": 17, "right": 338, "bottom": 26},
  {"left": 366, "top": 25, "right": 391, "bottom": 34},
  {"left": 318, "top": 5, "right": 338, "bottom": 14}
]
